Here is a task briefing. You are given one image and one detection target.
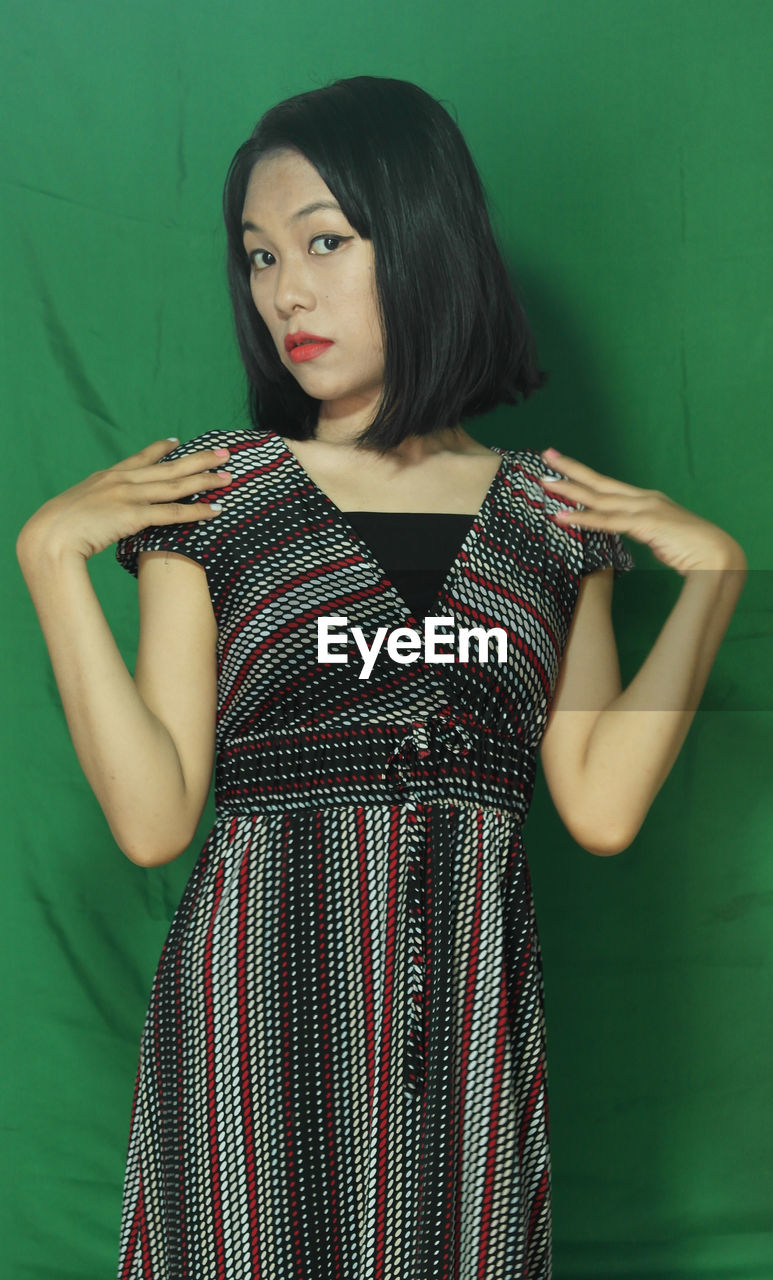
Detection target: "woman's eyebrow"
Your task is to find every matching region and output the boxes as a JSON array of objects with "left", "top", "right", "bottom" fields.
[{"left": 242, "top": 200, "right": 343, "bottom": 235}]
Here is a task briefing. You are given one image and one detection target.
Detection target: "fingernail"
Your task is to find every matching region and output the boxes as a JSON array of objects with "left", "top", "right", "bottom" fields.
[
  {"left": 213, "top": 447, "right": 229, "bottom": 457},
  {"left": 543, "top": 447, "right": 560, "bottom": 458},
  {"left": 209, "top": 503, "right": 223, "bottom": 513},
  {"left": 167, "top": 436, "right": 179, "bottom": 442}
]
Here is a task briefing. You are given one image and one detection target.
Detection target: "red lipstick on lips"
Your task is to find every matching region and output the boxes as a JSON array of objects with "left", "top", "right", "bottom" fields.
[{"left": 284, "top": 331, "right": 334, "bottom": 364}]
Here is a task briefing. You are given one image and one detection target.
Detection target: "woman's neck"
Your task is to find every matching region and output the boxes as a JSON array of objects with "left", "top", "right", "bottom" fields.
[{"left": 311, "top": 419, "right": 482, "bottom": 461}]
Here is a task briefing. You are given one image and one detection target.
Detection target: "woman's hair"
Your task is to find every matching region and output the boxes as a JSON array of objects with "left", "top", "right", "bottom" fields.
[{"left": 222, "top": 75, "right": 547, "bottom": 451}]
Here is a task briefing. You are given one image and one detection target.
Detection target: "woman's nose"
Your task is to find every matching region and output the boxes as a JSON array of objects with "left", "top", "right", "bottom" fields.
[{"left": 272, "top": 255, "right": 315, "bottom": 316}]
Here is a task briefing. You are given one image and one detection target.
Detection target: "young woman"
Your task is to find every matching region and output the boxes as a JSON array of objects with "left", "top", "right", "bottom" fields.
[{"left": 16, "top": 76, "right": 747, "bottom": 1280}]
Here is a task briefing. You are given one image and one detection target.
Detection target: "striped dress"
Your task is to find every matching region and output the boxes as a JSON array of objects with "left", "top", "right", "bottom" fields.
[{"left": 114, "top": 427, "right": 635, "bottom": 1279}]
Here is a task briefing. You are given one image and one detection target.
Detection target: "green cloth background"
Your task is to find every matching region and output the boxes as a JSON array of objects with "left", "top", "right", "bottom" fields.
[{"left": 3, "top": 2, "right": 771, "bottom": 1276}]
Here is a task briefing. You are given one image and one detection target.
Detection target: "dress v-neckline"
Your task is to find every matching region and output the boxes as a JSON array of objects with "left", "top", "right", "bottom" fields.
[{"left": 272, "top": 432, "right": 508, "bottom": 626}]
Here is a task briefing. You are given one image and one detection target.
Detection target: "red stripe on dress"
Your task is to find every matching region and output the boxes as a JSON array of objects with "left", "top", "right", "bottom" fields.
[
  {"left": 315, "top": 810, "right": 345, "bottom": 1272},
  {"left": 202, "top": 859, "right": 226, "bottom": 1278},
  {"left": 174, "top": 939, "right": 190, "bottom": 1275},
  {"left": 278, "top": 814, "right": 304, "bottom": 1274},
  {"left": 455, "top": 809, "right": 485, "bottom": 1265},
  {"left": 513, "top": 934, "right": 533, "bottom": 1005},
  {"left": 528, "top": 1164, "right": 550, "bottom": 1241},
  {"left": 118, "top": 1175, "right": 143, "bottom": 1280},
  {"left": 356, "top": 806, "right": 377, "bottom": 1104},
  {"left": 137, "top": 1175, "right": 153, "bottom": 1279},
  {"left": 374, "top": 806, "right": 401, "bottom": 1274},
  {"left": 519, "top": 1058, "right": 545, "bottom": 1162},
  {"left": 419, "top": 806, "right": 454, "bottom": 1278},
  {"left": 178, "top": 847, "right": 210, "bottom": 1274},
  {"left": 477, "top": 957, "right": 509, "bottom": 1277},
  {"left": 151, "top": 976, "right": 164, "bottom": 1147},
  {"left": 236, "top": 824, "right": 262, "bottom": 1276},
  {"left": 438, "top": 810, "right": 466, "bottom": 1275}
]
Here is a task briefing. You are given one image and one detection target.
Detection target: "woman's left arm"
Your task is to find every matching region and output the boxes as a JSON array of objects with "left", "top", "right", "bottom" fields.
[{"left": 537, "top": 449, "right": 748, "bottom": 856}]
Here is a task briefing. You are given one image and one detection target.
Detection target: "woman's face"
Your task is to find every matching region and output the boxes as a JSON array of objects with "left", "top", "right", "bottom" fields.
[{"left": 241, "top": 149, "right": 385, "bottom": 424}]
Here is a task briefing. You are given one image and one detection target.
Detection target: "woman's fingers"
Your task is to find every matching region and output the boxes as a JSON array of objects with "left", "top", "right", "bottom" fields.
[
  {"left": 113, "top": 437, "right": 185, "bottom": 470},
  {"left": 108, "top": 440, "right": 232, "bottom": 507},
  {"left": 142, "top": 498, "right": 225, "bottom": 524},
  {"left": 136, "top": 464, "right": 232, "bottom": 501},
  {"left": 539, "top": 476, "right": 627, "bottom": 507},
  {"left": 114, "top": 439, "right": 230, "bottom": 478},
  {"left": 120, "top": 441, "right": 232, "bottom": 527},
  {"left": 108, "top": 441, "right": 233, "bottom": 512},
  {"left": 540, "top": 450, "right": 642, "bottom": 496}
]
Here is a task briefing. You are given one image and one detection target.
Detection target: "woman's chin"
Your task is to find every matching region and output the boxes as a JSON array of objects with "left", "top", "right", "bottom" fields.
[{"left": 289, "top": 374, "right": 384, "bottom": 413}]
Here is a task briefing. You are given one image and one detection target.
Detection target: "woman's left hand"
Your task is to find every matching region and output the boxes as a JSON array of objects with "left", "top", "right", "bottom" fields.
[{"left": 538, "top": 448, "right": 747, "bottom": 576}]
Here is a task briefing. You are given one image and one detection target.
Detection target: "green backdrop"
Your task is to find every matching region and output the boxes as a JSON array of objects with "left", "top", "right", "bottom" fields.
[{"left": 3, "top": 2, "right": 771, "bottom": 1276}]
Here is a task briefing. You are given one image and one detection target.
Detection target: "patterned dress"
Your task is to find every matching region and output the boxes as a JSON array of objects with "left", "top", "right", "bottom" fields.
[{"left": 114, "top": 427, "right": 635, "bottom": 1279}]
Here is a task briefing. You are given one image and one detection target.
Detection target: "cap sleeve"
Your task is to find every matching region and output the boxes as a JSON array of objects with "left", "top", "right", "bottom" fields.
[
  {"left": 517, "top": 447, "right": 636, "bottom": 583},
  {"left": 581, "top": 526, "right": 636, "bottom": 580},
  {"left": 115, "top": 431, "right": 229, "bottom": 579}
]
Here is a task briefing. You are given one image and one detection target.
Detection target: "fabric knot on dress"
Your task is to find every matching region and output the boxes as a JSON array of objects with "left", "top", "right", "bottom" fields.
[
  {"left": 432, "top": 705, "right": 473, "bottom": 757},
  {"left": 382, "top": 705, "right": 473, "bottom": 794}
]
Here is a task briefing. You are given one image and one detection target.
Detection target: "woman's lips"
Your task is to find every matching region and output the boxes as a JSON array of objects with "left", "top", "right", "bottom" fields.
[
  {"left": 285, "top": 331, "right": 334, "bottom": 364},
  {"left": 288, "top": 340, "right": 334, "bottom": 364}
]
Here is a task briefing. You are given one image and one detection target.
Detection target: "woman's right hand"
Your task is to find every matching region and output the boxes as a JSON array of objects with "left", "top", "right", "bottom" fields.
[{"left": 16, "top": 438, "right": 231, "bottom": 564}]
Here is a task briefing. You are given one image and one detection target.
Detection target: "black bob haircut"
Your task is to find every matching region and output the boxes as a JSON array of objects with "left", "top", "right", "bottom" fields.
[{"left": 222, "top": 75, "right": 547, "bottom": 452}]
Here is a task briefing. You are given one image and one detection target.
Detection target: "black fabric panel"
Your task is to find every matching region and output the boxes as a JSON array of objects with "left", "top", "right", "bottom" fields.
[{"left": 342, "top": 512, "right": 474, "bottom": 620}]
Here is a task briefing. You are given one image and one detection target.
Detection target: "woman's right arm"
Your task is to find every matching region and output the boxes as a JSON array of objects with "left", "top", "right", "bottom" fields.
[{"left": 15, "top": 437, "right": 231, "bottom": 867}]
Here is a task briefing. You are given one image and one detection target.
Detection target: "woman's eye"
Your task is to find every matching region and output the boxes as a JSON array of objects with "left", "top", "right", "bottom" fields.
[
  {"left": 310, "top": 235, "right": 346, "bottom": 255},
  {"left": 249, "top": 250, "right": 275, "bottom": 272}
]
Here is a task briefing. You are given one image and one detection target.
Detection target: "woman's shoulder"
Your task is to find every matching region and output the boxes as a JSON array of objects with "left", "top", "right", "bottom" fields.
[
  {"left": 166, "top": 427, "right": 269, "bottom": 460},
  {"left": 114, "top": 428, "right": 276, "bottom": 580},
  {"left": 164, "top": 427, "right": 277, "bottom": 483},
  {"left": 498, "top": 446, "right": 636, "bottom": 580},
  {"left": 497, "top": 446, "right": 566, "bottom": 487}
]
